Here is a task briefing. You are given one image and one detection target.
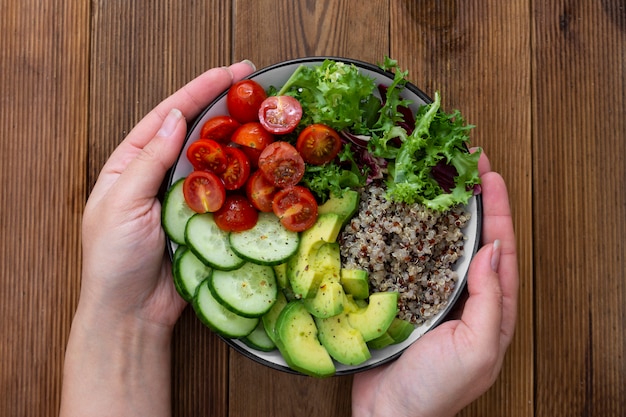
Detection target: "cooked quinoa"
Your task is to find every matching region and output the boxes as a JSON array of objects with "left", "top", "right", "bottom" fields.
[{"left": 339, "top": 182, "right": 471, "bottom": 325}]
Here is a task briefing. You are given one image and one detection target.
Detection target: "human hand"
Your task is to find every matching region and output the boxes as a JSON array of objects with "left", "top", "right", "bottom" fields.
[
  {"left": 60, "top": 61, "right": 256, "bottom": 417},
  {"left": 351, "top": 151, "right": 518, "bottom": 417}
]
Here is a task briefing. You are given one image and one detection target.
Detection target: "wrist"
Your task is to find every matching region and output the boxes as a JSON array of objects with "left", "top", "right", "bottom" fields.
[{"left": 60, "top": 299, "right": 174, "bottom": 417}]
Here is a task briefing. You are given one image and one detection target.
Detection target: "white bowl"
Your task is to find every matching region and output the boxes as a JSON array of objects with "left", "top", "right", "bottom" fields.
[{"left": 166, "top": 57, "right": 482, "bottom": 376}]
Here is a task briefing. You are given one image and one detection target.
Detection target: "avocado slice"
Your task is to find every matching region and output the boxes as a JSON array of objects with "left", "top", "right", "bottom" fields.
[
  {"left": 315, "top": 311, "right": 371, "bottom": 365},
  {"left": 318, "top": 189, "right": 360, "bottom": 225},
  {"left": 340, "top": 268, "right": 370, "bottom": 300},
  {"left": 347, "top": 291, "right": 399, "bottom": 342},
  {"left": 275, "top": 301, "right": 335, "bottom": 378},
  {"left": 287, "top": 213, "right": 343, "bottom": 299}
]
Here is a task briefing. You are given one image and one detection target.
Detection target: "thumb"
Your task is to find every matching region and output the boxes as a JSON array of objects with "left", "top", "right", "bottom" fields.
[
  {"left": 459, "top": 241, "right": 503, "bottom": 347},
  {"left": 116, "top": 108, "right": 187, "bottom": 200}
]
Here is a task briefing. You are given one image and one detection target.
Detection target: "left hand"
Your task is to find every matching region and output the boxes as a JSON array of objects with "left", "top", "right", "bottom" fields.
[
  {"left": 79, "top": 61, "right": 256, "bottom": 329},
  {"left": 60, "top": 61, "right": 256, "bottom": 417}
]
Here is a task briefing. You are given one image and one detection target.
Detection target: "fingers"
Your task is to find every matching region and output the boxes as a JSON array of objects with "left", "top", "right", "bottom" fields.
[
  {"left": 127, "top": 61, "right": 257, "bottom": 152},
  {"left": 88, "top": 60, "right": 256, "bottom": 204},
  {"left": 114, "top": 109, "right": 188, "bottom": 202},
  {"left": 460, "top": 242, "right": 503, "bottom": 350},
  {"left": 478, "top": 171, "right": 519, "bottom": 349}
]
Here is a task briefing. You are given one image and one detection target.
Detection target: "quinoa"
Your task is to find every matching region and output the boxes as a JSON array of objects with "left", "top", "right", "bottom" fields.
[{"left": 339, "top": 182, "right": 471, "bottom": 325}]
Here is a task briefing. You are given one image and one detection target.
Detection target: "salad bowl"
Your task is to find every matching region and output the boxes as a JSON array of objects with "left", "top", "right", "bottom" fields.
[{"left": 165, "top": 57, "right": 482, "bottom": 376}]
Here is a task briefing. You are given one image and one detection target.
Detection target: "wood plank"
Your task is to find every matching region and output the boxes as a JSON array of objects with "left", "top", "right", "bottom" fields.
[
  {"left": 532, "top": 1, "right": 626, "bottom": 415},
  {"left": 392, "top": 1, "right": 534, "bottom": 415},
  {"left": 0, "top": 1, "right": 90, "bottom": 416},
  {"left": 88, "top": 2, "right": 235, "bottom": 416},
  {"left": 228, "top": 1, "right": 389, "bottom": 416}
]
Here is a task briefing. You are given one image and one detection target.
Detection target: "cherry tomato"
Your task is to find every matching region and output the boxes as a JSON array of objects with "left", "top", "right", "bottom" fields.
[
  {"left": 231, "top": 122, "right": 275, "bottom": 150},
  {"left": 257, "top": 141, "right": 305, "bottom": 188},
  {"left": 214, "top": 194, "right": 259, "bottom": 232},
  {"left": 220, "top": 146, "right": 251, "bottom": 190},
  {"left": 182, "top": 170, "right": 226, "bottom": 213},
  {"left": 199, "top": 115, "right": 241, "bottom": 143},
  {"left": 296, "top": 124, "right": 343, "bottom": 165},
  {"left": 258, "top": 95, "right": 303, "bottom": 134},
  {"left": 186, "top": 139, "right": 228, "bottom": 173},
  {"left": 272, "top": 186, "right": 318, "bottom": 232},
  {"left": 226, "top": 79, "right": 267, "bottom": 123},
  {"left": 240, "top": 146, "right": 263, "bottom": 169},
  {"left": 245, "top": 170, "right": 279, "bottom": 212}
]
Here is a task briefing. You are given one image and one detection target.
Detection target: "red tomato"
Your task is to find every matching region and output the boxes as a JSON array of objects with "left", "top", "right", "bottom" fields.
[
  {"left": 272, "top": 186, "right": 318, "bottom": 232},
  {"left": 231, "top": 122, "right": 275, "bottom": 150},
  {"left": 240, "top": 146, "right": 263, "bottom": 169},
  {"left": 182, "top": 171, "right": 226, "bottom": 213},
  {"left": 186, "top": 139, "right": 228, "bottom": 173},
  {"left": 245, "top": 170, "right": 279, "bottom": 212},
  {"left": 199, "top": 115, "right": 241, "bottom": 143},
  {"left": 214, "top": 194, "right": 259, "bottom": 232},
  {"left": 226, "top": 79, "right": 267, "bottom": 123},
  {"left": 257, "top": 141, "right": 305, "bottom": 188},
  {"left": 296, "top": 124, "right": 343, "bottom": 165},
  {"left": 220, "top": 147, "right": 251, "bottom": 190},
  {"left": 258, "top": 95, "right": 303, "bottom": 134}
]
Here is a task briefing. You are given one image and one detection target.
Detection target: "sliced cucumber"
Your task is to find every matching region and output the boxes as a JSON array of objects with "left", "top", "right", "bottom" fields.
[
  {"left": 241, "top": 320, "right": 277, "bottom": 352},
  {"left": 192, "top": 280, "right": 259, "bottom": 338},
  {"left": 162, "top": 178, "right": 196, "bottom": 245},
  {"left": 172, "top": 246, "right": 212, "bottom": 302},
  {"left": 229, "top": 212, "right": 300, "bottom": 266},
  {"left": 185, "top": 213, "right": 245, "bottom": 271},
  {"left": 209, "top": 262, "right": 277, "bottom": 318}
]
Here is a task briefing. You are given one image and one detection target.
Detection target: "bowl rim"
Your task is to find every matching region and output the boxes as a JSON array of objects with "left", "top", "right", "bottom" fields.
[{"left": 165, "top": 56, "right": 483, "bottom": 376}]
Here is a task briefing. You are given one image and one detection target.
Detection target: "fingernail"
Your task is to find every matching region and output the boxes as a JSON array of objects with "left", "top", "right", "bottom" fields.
[
  {"left": 490, "top": 239, "right": 501, "bottom": 272},
  {"left": 240, "top": 59, "right": 256, "bottom": 71},
  {"left": 158, "top": 108, "right": 183, "bottom": 137}
]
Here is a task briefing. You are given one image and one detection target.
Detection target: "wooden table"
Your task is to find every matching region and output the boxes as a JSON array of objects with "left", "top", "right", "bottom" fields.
[{"left": 2, "top": 1, "right": 624, "bottom": 415}]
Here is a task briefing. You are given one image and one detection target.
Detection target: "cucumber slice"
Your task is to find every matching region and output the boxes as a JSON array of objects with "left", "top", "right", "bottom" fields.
[
  {"left": 209, "top": 262, "right": 277, "bottom": 318},
  {"left": 172, "top": 246, "right": 212, "bottom": 302},
  {"left": 241, "top": 320, "right": 277, "bottom": 352},
  {"left": 229, "top": 212, "right": 300, "bottom": 266},
  {"left": 162, "top": 178, "right": 196, "bottom": 245},
  {"left": 192, "top": 280, "right": 259, "bottom": 338},
  {"left": 185, "top": 213, "right": 245, "bottom": 271}
]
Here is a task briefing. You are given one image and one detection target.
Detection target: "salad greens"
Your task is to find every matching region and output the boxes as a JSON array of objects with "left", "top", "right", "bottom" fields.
[{"left": 274, "top": 58, "right": 481, "bottom": 211}]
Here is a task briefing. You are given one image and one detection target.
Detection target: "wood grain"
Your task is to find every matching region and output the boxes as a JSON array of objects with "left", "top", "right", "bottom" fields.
[
  {"left": 0, "top": 1, "right": 89, "bottom": 416},
  {"left": 2, "top": 0, "right": 625, "bottom": 415},
  {"left": 532, "top": 1, "right": 626, "bottom": 415}
]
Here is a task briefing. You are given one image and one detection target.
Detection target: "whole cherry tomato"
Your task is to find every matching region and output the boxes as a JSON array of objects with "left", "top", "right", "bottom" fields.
[
  {"left": 231, "top": 122, "right": 275, "bottom": 150},
  {"left": 227, "top": 79, "right": 267, "bottom": 123},
  {"left": 257, "top": 141, "right": 305, "bottom": 188},
  {"left": 214, "top": 194, "right": 259, "bottom": 232},
  {"left": 186, "top": 139, "right": 228, "bottom": 174},
  {"left": 296, "top": 123, "right": 343, "bottom": 165},
  {"left": 272, "top": 186, "right": 318, "bottom": 232},
  {"left": 258, "top": 95, "right": 303, "bottom": 134},
  {"left": 199, "top": 115, "right": 241, "bottom": 143},
  {"left": 182, "top": 170, "right": 226, "bottom": 213}
]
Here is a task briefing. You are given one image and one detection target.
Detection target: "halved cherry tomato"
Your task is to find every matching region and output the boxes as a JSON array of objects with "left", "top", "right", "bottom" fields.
[
  {"left": 240, "top": 146, "right": 263, "bottom": 169},
  {"left": 230, "top": 122, "right": 275, "bottom": 150},
  {"left": 296, "top": 124, "right": 343, "bottom": 165},
  {"left": 186, "top": 139, "right": 228, "bottom": 173},
  {"left": 257, "top": 141, "right": 305, "bottom": 188},
  {"left": 226, "top": 79, "right": 267, "bottom": 123},
  {"left": 220, "top": 147, "right": 251, "bottom": 190},
  {"left": 214, "top": 194, "right": 259, "bottom": 232},
  {"left": 182, "top": 170, "right": 226, "bottom": 213},
  {"left": 258, "top": 95, "right": 303, "bottom": 134},
  {"left": 272, "top": 186, "right": 318, "bottom": 232},
  {"left": 199, "top": 115, "right": 241, "bottom": 143},
  {"left": 245, "top": 170, "right": 279, "bottom": 212}
]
